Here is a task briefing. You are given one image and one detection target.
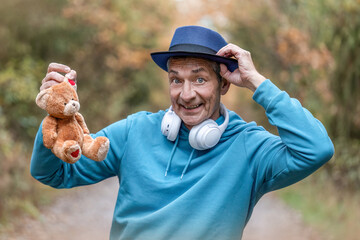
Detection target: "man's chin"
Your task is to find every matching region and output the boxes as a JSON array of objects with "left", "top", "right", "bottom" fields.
[{"left": 181, "top": 118, "right": 203, "bottom": 129}]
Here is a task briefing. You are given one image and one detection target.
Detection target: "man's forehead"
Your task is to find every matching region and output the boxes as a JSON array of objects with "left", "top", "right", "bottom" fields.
[{"left": 168, "top": 57, "right": 214, "bottom": 72}]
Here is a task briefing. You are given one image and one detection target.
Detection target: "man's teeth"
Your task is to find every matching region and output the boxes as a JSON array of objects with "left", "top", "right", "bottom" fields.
[{"left": 184, "top": 104, "right": 200, "bottom": 109}]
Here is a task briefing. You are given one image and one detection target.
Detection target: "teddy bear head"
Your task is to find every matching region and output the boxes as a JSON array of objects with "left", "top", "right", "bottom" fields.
[{"left": 36, "top": 79, "right": 80, "bottom": 119}]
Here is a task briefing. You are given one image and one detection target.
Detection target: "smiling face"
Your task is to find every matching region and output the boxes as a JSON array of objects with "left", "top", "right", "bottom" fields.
[{"left": 168, "top": 57, "right": 230, "bottom": 129}]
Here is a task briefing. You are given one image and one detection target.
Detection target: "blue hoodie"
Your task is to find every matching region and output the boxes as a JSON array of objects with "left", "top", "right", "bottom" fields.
[{"left": 31, "top": 80, "right": 334, "bottom": 240}]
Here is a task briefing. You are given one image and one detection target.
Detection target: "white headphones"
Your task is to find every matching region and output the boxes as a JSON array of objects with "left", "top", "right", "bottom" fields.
[{"left": 161, "top": 103, "right": 229, "bottom": 150}]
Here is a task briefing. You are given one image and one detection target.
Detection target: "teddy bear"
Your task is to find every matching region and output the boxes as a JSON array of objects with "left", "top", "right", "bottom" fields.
[{"left": 35, "top": 78, "right": 110, "bottom": 164}]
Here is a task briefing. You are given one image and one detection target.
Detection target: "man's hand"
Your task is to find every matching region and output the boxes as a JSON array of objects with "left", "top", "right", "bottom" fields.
[
  {"left": 40, "top": 63, "right": 77, "bottom": 91},
  {"left": 217, "top": 44, "right": 266, "bottom": 92}
]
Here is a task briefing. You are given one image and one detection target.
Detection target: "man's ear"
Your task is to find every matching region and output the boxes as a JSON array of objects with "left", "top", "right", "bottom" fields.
[
  {"left": 36, "top": 88, "right": 52, "bottom": 110},
  {"left": 220, "top": 78, "right": 231, "bottom": 95}
]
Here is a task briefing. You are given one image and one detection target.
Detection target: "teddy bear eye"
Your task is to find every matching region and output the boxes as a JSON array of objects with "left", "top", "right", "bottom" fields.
[{"left": 64, "top": 102, "right": 67, "bottom": 106}]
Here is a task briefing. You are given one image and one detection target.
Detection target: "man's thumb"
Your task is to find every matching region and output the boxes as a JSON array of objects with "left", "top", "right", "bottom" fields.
[{"left": 220, "top": 64, "right": 231, "bottom": 78}]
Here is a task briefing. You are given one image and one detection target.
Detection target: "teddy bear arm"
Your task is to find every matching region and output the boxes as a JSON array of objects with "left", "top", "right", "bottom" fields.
[
  {"left": 42, "top": 116, "right": 58, "bottom": 148},
  {"left": 75, "top": 112, "right": 90, "bottom": 134}
]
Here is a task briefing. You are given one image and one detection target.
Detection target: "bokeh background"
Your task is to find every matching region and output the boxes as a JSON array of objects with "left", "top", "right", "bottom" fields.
[{"left": 0, "top": 0, "right": 359, "bottom": 239}]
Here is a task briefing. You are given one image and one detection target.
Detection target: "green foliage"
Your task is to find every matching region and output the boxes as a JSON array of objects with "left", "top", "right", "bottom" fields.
[
  {"left": 0, "top": 0, "right": 74, "bottom": 61},
  {"left": 326, "top": 139, "right": 360, "bottom": 189},
  {"left": 0, "top": 57, "right": 45, "bottom": 142},
  {"left": 318, "top": 0, "right": 360, "bottom": 190},
  {"left": 324, "top": 0, "right": 360, "bottom": 140}
]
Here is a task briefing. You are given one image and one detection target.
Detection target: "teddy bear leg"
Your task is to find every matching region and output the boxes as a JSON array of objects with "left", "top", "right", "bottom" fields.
[
  {"left": 53, "top": 140, "right": 81, "bottom": 164},
  {"left": 82, "top": 134, "right": 110, "bottom": 161}
]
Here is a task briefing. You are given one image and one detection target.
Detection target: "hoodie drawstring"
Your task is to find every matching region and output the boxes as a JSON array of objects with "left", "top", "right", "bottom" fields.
[
  {"left": 165, "top": 135, "right": 179, "bottom": 177},
  {"left": 164, "top": 136, "right": 195, "bottom": 180},
  {"left": 181, "top": 149, "right": 195, "bottom": 180}
]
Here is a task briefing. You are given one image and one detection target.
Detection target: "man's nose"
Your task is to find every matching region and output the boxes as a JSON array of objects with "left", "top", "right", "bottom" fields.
[{"left": 180, "top": 81, "right": 196, "bottom": 101}]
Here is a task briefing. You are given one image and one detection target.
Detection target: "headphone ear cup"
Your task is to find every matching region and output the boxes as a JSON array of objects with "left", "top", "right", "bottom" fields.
[
  {"left": 161, "top": 110, "right": 181, "bottom": 141},
  {"left": 189, "top": 119, "right": 221, "bottom": 150}
]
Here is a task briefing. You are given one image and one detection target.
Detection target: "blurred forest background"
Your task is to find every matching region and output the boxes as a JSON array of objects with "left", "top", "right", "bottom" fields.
[{"left": 0, "top": 0, "right": 359, "bottom": 239}]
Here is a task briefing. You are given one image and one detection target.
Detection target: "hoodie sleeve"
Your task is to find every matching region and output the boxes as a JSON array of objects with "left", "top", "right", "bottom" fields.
[
  {"left": 245, "top": 79, "right": 334, "bottom": 196},
  {"left": 30, "top": 118, "right": 130, "bottom": 189}
]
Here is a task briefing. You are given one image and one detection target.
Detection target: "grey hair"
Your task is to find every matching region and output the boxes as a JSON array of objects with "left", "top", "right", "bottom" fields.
[{"left": 167, "top": 57, "right": 222, "bottom": 82}]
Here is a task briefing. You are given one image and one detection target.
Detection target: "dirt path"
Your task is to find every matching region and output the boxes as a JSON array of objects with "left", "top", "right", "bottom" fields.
[
  {"left": 243, "top": 193, "right": 323, "bottom": 240},
  {"left": 2, "top": 177, "right": 322, "bottom": 240}
]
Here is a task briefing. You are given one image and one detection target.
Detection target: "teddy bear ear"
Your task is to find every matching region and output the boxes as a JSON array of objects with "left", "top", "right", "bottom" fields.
[{"left": 36, "top": 88, "right": 52, "bottom": 110}]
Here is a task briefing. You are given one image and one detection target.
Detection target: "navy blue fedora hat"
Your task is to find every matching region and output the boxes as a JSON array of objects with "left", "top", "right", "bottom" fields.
[{"left": 151, "top": 25, "right": 238, "bottom": 72}]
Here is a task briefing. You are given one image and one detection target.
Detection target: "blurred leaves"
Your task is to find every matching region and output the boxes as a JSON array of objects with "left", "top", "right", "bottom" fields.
[
  {"left": 325, "top": 0, "right": 360, "bottom": 140},
  {"left": 0, "top": 57, "right": 44, "bottom": 142},
  {"left": 323, "top": 0, "right": 360, "bottom": 190}
]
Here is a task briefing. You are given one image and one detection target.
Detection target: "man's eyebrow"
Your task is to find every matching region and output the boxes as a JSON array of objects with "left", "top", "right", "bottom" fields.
[
  {"left": 192, "top": 67, "right": 207, "bottom": 73},
  {"left": 168, "top": 70, "right": 178, "bottom": 75}
]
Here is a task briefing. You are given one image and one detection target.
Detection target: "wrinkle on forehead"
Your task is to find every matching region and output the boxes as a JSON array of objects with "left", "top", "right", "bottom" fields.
[{"left": 168, "top": 57, "right": 214, "bottom": 72}]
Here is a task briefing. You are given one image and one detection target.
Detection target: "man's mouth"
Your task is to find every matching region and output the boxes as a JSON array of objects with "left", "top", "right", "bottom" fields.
[{"left": 182, "top": 104, "right": 201, "bottom": 110}]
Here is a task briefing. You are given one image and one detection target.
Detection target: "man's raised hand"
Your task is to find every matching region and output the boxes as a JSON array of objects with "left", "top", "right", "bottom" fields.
[{"left": 217, "top": 44, "right": 266, "bottom": 92}]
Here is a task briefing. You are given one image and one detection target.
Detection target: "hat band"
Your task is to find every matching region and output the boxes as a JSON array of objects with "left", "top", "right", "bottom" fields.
[{"left": 169, "top": 44, "right": 217, "bottom": 54}]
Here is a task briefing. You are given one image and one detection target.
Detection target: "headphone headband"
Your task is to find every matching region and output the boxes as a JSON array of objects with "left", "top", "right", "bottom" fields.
[{"left": 218, "top": 103, "right": 229, "bottom": 133}]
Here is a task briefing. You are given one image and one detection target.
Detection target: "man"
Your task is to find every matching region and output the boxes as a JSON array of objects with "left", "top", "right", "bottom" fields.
[{"left": 31, "top": 25, "right": 334, "bottom": 240}]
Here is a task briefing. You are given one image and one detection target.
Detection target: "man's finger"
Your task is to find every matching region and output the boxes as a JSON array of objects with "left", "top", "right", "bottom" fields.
[
  {"left": 220, "top": 64, "right": 242, "bottom": 86},
  {"left": 219, "top": 64, "right": 232, "bottom": 79},
  {"left": 217, "top": 45, "right": 231, "bottom": 57},
  {"left": 40, "top": 80, "right": 59, "bottom": 91},
  {"left": 42, "top": 72, "right": 65, "bottom": 84},
  {"left": 65, "top": 70, "right": 77, "bottom": 81},
  {"left": 47, "top": 62, "right": 71, "bottom": 73},
  {"left": 217, "top": 44, "right": 250, "bottom": 60}
]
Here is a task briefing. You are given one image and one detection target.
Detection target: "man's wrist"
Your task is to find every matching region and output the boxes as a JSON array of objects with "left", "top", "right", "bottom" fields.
[{"left": 247, "top": 74, "right": 266, "bottom": 92}]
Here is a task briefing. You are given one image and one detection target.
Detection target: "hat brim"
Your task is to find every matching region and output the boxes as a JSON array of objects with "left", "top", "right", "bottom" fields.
[{"left": 151, "top": 51, "right": 239, "bottom": 72}]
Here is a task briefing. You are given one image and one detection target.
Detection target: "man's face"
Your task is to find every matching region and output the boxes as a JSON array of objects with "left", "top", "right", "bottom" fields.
[{"left": 168, "top": 57, "right": 229, "bottom": 129}]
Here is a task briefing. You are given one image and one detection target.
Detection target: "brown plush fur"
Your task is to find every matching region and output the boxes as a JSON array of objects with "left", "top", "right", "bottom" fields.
[{"left": 36, "top": 79, "right": 109, "bottom": 163}]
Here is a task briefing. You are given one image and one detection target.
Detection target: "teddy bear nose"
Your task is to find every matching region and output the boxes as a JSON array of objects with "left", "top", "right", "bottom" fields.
[{"left": 72, "top": 103, "right": 76, "bottom": 107}]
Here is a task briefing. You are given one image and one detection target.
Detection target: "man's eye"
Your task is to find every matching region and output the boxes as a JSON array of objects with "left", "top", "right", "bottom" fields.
[
  {"left": 196, "top": 78, "right": 205, "bottom": 84},
  {"left": 172, "top": 79, "right": 181, "bottom": 84}
]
